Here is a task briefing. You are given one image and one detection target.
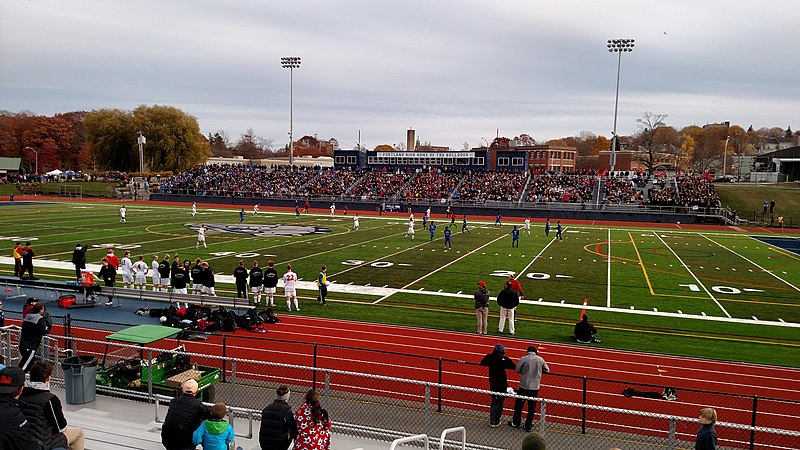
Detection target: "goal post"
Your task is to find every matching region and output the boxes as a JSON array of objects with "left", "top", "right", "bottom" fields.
[{"left": 60, "top": 184, "right": 83, "bottom": 198}]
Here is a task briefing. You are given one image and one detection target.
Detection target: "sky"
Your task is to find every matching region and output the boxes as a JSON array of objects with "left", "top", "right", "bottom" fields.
[{"left": 1, "top": 0, "right": 799, "bottom": 150}]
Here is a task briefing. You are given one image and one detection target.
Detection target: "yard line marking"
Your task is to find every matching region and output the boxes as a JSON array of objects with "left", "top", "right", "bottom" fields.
[
  {"left": 629, "top": 232, "right": 656, "bottom": 296},
  {"left": 607, "top": 228, "right": 612, "bottom": 308},
  {"left": 654, "top": 232, "right": 731, "bottom": 318},
  {"left": 513, "top": 233, "right": 562, "bottom": 281},
  {"left": 373, "top": 233, "right": 508, "bottom": 304},
  {"left": 703, "top": 234, "right": 800, "bottom": 292}
]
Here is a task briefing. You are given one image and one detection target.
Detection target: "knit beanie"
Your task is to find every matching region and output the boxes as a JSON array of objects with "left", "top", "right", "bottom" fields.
[
  {"left": 494, "top": 344, "right": 505, "bottom": 354},
  {"left": 521, "top": 432, "right": 547, "bottom": 450}
]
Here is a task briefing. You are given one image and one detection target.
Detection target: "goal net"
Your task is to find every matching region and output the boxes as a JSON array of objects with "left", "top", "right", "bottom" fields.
[{"left": 60, "top": 185, "right": 83, "bottom": 198}]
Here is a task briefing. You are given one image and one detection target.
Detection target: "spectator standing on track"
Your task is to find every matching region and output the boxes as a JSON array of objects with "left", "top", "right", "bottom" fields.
[
  {"left": 316, "top": 265, "right": 330, "bottom": 306},
  {"left": 13, "top": 241, "right": 22, "bottom": 277},
  {"left": 480, "top": 344, "right": 516, "bottom": 427},
  {"left": 695, "top": 408, "right": 717, "bottom": 450},
  {"left": 497, "top": 282, "right": 519, "bottom": 335},
  {"left": 191, "top": 258, "right": 204, "bottom": 294},
  {"left": 20, "top": 361, "right": 85, "bottom": 450},
  {"left": 260, "top": 385, "right": 298, "bottom": 450},
  {"left": 509, "top": 345, "right": 549, "bottom": 432},
  {"left": 474, "top": 281, "right": 490, "bottom": 334},
  {"left": 98, "top": 257, "right": 117, "bottom": 306},
  {"left": 161, "top": 379, "right": 211, "bottom": 450},
  {"left": 0, "top": 366, "right": 47, "bottom": 450},
  {"left": 264, "top": 260, "right": 279, "bottom": 307},
  {"left": 294, "top": 389, "right": 332, "bottom": 450},
  {"left": 71, "top": 243, "right": 87, "bottom": 281},
  {"left": 574, "top": 314, "right": 600, "bottom": 343},
  {"left": 283, "top": 264, "right": 299, "bottom": 312},
  {"left": 304, "top": 200, "right": 310, "bottom": 213},
  {"left": 233, "top": 260, "right": 249, "bottom": 300}
]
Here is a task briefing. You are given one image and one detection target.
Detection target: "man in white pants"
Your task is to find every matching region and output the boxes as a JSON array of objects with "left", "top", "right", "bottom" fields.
[
  {"left": 132, "top": 256, "right": 148, "bottom": 290},
  {"left": 282, "top": 264, "right": 299, "bottom": 311},
  {"left": 496, "top": 281, "right": 520, "bottom": 335},
  {"left": 120, "top": 251, "right": 134, "bottom": 288},
  {"left": 151, "top": 254, "right": 161, "bottom": 291}
]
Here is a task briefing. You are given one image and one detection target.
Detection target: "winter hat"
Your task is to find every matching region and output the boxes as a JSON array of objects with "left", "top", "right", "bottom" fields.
[
  {"left": 527, "top": 345, "right": 538, "bottom": 354},
  {"left": 478, "top": 281, "right": 486, "bottom": 287},
  {"left": 493, "top": 344, "right": 505, "bottom": 354},
  {"left": 521, "top": 432, "right": 547, "bottom": 450},
  {"left": 277, "top": 385, "right": 291, "bottom": 402}
]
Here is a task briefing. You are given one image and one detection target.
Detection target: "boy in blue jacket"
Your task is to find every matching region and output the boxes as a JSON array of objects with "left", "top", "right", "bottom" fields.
[{"left": 193, "top": 402, "right": 235, "bottom": 450}]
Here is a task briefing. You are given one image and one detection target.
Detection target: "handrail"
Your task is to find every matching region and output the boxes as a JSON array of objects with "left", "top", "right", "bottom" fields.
[
  {"left": 440, "top": 426, "right": 466, "bottom": 450},
  {"left": 390, "top": 433, "right": 429, "bottom": 450}
]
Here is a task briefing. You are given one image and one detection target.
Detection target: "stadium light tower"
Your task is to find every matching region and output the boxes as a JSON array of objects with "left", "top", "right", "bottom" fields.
[
  {"left": 607, "top": 38, "right": 634, "bottom": 173},
  {"left": 137, "top": 131, "right": 146, "bottom": 173},
  {"left": 281, "top": 56, "right": 301, "bottom": 167}
]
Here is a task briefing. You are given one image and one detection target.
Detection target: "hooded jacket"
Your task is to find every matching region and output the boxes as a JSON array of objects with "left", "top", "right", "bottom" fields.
[
  {"left": 473, "top": 287, "right": 489, "bottom": 309},
  {"left": 192, "top": 419, "right": 234, "bottom": 450},
  {"left": 71, "top": 246, "right": 87, "bottom": 268},
  {"left": 161, "top": 393, "right": 211, "bottom": 450},
  {"left": 0, "top": 396, "right": 47, "bottom": 450},
  {"left": 480, "top": 348, "right": 516, "bottom": 391},
  {"left": 20, "top": 313, "right": 49, "bottom": 352},
  {"left": 496, "top": 287, "right": 520, "bottom": 309},
  {"left": 19, "top": 382, "right": 69, "bottom": 449},
  {"left": 260, "top": 398, "right": 297, "bottom": 449}
]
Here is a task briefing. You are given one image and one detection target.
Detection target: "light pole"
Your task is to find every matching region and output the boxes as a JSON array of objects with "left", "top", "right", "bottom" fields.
[
  {"left": 722, "top": 136, "right": 730, "bottom": 177},
  {"left": 481, "top": 137, "right": 490, "bottom": 148},
  {"left": 607, "top": 38, "right": 635, "bottom": 173},
  {"left": 24, "top": 146, "right": 38, "bottom": 176},
  {"left": 137, "top": 131, "right": 146, "bottom": 173},
  {"left": 281, "top": 56, "right": 301, "bottom": 167}
]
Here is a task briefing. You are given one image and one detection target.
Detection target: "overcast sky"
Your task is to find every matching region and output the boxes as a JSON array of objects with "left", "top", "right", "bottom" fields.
[{"left": 1, "top": 1, "right": 798, "bottom": 150}]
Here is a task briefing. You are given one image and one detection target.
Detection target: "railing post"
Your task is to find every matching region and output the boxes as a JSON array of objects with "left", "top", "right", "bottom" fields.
[
  {"left": 221, "top": 335, "right": 227, "bottom": 382},
  {"left": 667, "top": 417, "right": 676, "bottom": 450},
  {"left": 749, "top": 396, "right": 758, "bottom": 450},
  {"left": 312, "top": 343, "right": 318, "bottom": 390},
  {"left": 437, "top": 357, "right": 443, "bottom": 413},
  {"left": 147, "top": 349, "right": 153, "bottom": 399},
  {"left": 324, "top": 370, "right": 330, "bottom": 399},
  {"left": 581, "top": 376, "right": 587, "bottom": 434}
]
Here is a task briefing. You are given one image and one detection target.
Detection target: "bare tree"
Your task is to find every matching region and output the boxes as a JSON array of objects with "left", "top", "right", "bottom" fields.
[{"left": 633, "top": 112, "right": 676, "bottom": 172}]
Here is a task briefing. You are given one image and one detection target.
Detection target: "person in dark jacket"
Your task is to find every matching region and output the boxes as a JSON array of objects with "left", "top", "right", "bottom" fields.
[
  {"left": 474, "top": 281, "right": 490, "bottom": 335},
  {"left": 20, "top": 303, "right": 50, "bottom": 371},
  {"left": 573, "top": 314, "right": 600, "bottom": 343},
  {"left": 0, "top": 366, "right": 47, "bottom": 450},
  {"left": 20, "top": 361, "right": 85, "bottom": 449},
  {"left": 479, "top": 344, "right": 516, "bottom": 427},
  {"left": 259, "top": 385, "right": 298, "bottom": 450},
  {"left": 161, "top": 379, "right": 211, "bottom": 450},
  {"left": 201, "top": 261, "right": 216, "bottom": 297},
  {"left": 695, "top": 407, "right": 717, "bottom": 450},
  {"left": 20, "top": 242, "right": 36, "bottom": 279},
  {"left": 98, "top": 257, "right": 117, "bottom": 306},
  {"left": 496, "top": 282, "right": 520, "bottom": 335},
  {"left": 71, "top": 244, "right": 87, "bottom": 281},
  {"left": 233, "top": 260, "right": 248, "bottom": 300}
]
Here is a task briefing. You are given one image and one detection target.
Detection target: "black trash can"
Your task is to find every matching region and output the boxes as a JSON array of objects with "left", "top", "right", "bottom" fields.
[{"left": 61, "top": 355, "right": 97, "bottom": 404}]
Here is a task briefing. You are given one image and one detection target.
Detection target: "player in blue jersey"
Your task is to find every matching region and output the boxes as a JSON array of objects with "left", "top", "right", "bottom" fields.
[
  {"left": 556, "top": 220, "right": 564, "bottom": 241},
  {"left": 545, "top": 218, "right": 551, "bottom": 237},
  {"left": 461, "top": 214, "right": 470, "bottom": 234},
  {"left": 511, "top": 226, "right": 520, "bottom": 247},
  {"left": 443, "top": 226, "right": 452, "bottom": 248},
  {"left": 429, "top": 221, "right": 437, "bottom": 242},
  {"left": 494, "top": 213, "right": 502, "bottom": 227}
]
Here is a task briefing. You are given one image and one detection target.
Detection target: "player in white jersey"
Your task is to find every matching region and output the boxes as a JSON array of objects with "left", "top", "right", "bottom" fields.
[
  {"left": 191, "top": 202, "right": 197, "bottom": 218},
  {"left": 119, "top": 205, "right": 127, "bottom": 223},
  {"left": 523, "top": 217, "right": 531, "bottom": 235},
  {"left": 151, "top": 254, "right": 161, "bottom": 291},
  {"left": 404, "top": 218, "right": 415, "bottom": 240},
  {"left": 409, "top": 213, "right": 414, "bottom": 223},
  {"left": 330, "top": 203, "right": 336, "bottom": 217},
  {"left": 253, "top": 204, "right": 259, "bottom": 216},
  {"left": 196, "top": 224, "right": 207, "bottom": 248},
  {"left": 282, "top": 263, "right": 299, "bottom": 311},
  {"left": 132, "top": 255, "right": 148, "bottom": 290},
  {"left": 353, "top": 214, "right": 360, "bottom": 231},
  {"left": 120, "top": 251, "right": 134, "bottom": 288}
]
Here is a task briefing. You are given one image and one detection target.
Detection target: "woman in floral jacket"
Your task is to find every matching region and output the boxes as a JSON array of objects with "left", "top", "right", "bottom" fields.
[{"left": 294, "top": 389, "right": 331, "bottom": 450}]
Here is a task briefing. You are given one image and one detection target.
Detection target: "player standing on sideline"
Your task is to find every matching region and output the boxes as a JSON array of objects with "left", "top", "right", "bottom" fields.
[
  {"left": 544, "top": 218, "right": 551, "bottom": 237},
  {"left": 132, "top": 255, "right": 148, "bottom": 290},
  {"left": 429, "top": 221, "right": 437, "bottom": 242},
  {"left": 353, "top": 213, "right": 360, "bottom": 231},
  {"left": 191, "top": 202, "right": 197, "bottom": 218},
  {"left": 151, "top": 254, "right": 161, "bottom": 291},
  {"left": 404, "top": 217, "right": 416, "bottom": 240},
  {"left": 98, "top": 257, "right": 117, "bottom": 306},
  {"left": 304, "top": 200, "right": 310, "bottom": 213},
  {"left": 461, "top": 214, "right": 471, "bottom": 233},
  {"left": 253, "top": 204, "right": 260, "bottom": 216},
  {"left": 329, "top": 203, "right": 336, "bottom": 217},
  {"left": 511, "top": 226, "right": 520, "bottom": 247},
  {"left": 201, "top": 261, "right": 216, "bottom": 296},
  {"left": 106, "top": 248, "right": 119, "bottom": 270},
  {"left": 249, "top": 261, "right": 264, "bottom": 305},
  {"left": 171, "top": 254, "right": 181, "bottom": 282},
  {"left": 282, "top": 264, "right": 299, "bottom": 311},
  {"left": 197, "top": 224, "right": 207, "bottom": 248},
  {"left": 443, "top": 226, "right": 452, "bottom": 249},
  {"left": 158, "top": 254, "right": 171, "bottom": 292},
  {"left": 120, "top": 251, "right": 133, "bottom": 288},
  {"left": 494, "top": 212, "right": 502, "bottom": 227},
  {"left": 317, "top": 265, "right": 330, "bottom": 305},
  {"left": 426, "top": 206, "right": 431, "bottom": 221},
  {"left": 239, "top": 208, "right": 245, "bottom": 224},
  {"left": 263, "top": 260, "right": 278, "bottom": 307},
  {"left": 119, "top": 205, "right": 127, "bottom": 223},
  {"left": 191, "top": 258, "right": 204, "bottom": 294},
  {"left": 233, "top": 260, "right": 248, "bottom": 300},
  {"left": 171, "top": 260, "right": 189, "bottom": 295},
  {"left": 523, "top": 217, "right": 531, "bottom": 235},
  {"left": 556, "top": 220, "right": 564, "bottom": 241}
]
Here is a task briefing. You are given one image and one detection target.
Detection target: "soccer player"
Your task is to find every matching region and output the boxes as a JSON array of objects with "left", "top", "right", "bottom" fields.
[
  {"left": 171, "top": 260, "right": 189, "bottom": 295},
  {"left": 443, "top": 226, "right": 452, "bottom": 249},
  {"left": 295, "top": 203, "right": 300, "bottom": 218},
  {"left": 317, "top": 265, "right": 330, "bottom": 305},
  {"left": 239, "top": 208, "right": 245, "bottom": 224},
  {"left": 250, "top": 260, "right": 264, "bottom": 305},
  {"left": 158, "top": 254, "right": 171, "bottom": 292},
  {"left": 429, "top": 221, "right": 437, "bottom": 242},
  {"left": 353, "top": 213, "right": 360, "bottom": 231},
  {"left": 422, "top": 214, "right": 428, "bottom": 230},
  {"left": 330, "top": 203, "right": 336, "bottom": 217},
  {"left": 282, "top": 264, "right": 299, "bottom": 311},
  {"left": 120, "top": 251, "right": 133, "bottom": 288},
  {"left": 461, "top": 214, "right": 470, "bottom": 234},
  {"left": 191, "top": 202, "right": 197, "bottom": 218},
  {"left": 426, "top": 207, "right": 431, "bottom": 220},
  {"left": 119, "top": 205, "right": 127, "bottom": 224},
  {"left": 197, "top": 224, "right": 207, "bottom": 248},
  {"left": 494, "top": 212, "right": 502, "bottom": 228},
  {"left": 132, "top": 255, "right": 148, "bottom": 290},
  {"left": 233, "top": 260, "right": 248, "bottom": 300},
  {"left": 545, "top": 218, "right": 551, "bottom": 237},
  {"left": 450, "top": 211, "right": 456, "bottom": 226},
  {"left": 304, "top": 200, "right": 310, "bottom": 213},
  {"left": 191, "top": 258, "right": 204, "bottom": 294},
  {"left": 556, "top": 220, "right": 564, "bottom": 241},
  {"left": 523, "top": 217, "right": 531, "bottom": 235},
  {"left": 511, "top": 226, "right": 520, "bottom": 248},
  {"left": 446, "top": 205, "right": 452, "bottom": 219},
  {"left": 263, "top": 260, "right": 279, "bottom": 307},
  {"left": 253, "top": 204, "right": 260, "bottom": 216},
  {"left": 404, "top": 218, "right": 415, "bottom": 240},
  {"left": 201, "top": 261, "right": 216, "bottom": 296},
  {"left": 151, "top": 254, "right": 161, "bottom": 291}
]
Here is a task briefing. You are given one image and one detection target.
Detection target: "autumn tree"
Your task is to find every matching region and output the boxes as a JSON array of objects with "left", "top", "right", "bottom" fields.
[
  {"left": 631, "top": 112, "right": 678, "bottom": 172},
  {"left": 374, "top": 144, "right": 393, "bottom": 151},
  {"left": 21, "top": 116, "right": 76, "bottom": 173},
  {"left": 209, "top": 132, "right": 233, "bottom": 157}
]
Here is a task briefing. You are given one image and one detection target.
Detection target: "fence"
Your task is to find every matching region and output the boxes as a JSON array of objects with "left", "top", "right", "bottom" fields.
[{"left": 1, "top": 326, "right": 798, "bottom": 450}]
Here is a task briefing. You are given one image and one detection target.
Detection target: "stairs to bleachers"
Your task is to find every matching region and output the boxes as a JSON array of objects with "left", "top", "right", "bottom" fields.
[
  {"left": 68, "top": 407, "right": 164, "bottom": 450},
  {"left": 518, "top": 173, "right": 532, "bottom": 204},
  {"left": 344, "top": 171, "right": 367, "bottom": 196}
]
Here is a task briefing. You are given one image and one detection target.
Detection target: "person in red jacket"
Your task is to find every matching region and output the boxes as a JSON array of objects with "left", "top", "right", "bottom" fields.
[
  {"left": 507, "top": 274, "right": 523, "bottom": 300},
  {"left": 105, "top": 248, "right": 120, "bottom": 270}
]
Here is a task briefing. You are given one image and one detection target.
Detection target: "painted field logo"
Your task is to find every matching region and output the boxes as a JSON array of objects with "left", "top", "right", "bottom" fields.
[{"left": 186, "top": 223, "right": 331, "bottom": 237}]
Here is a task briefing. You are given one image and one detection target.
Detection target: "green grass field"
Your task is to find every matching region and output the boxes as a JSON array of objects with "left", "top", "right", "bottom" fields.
[{"left": 1, "top": 200, "right": 798, "bottom": 367}]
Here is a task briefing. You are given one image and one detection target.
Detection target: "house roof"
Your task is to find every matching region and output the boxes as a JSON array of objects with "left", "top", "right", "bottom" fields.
[{"left": 0, "top": 157, "right": 21, "bottom": 171}]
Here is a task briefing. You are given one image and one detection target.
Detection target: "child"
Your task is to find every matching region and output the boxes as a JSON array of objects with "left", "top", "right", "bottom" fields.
[
  {"left": 193, "top": 402, "right": 235, "bottom": 450},
  {"left": 695, "top": 407, "right": 717, "bottom": 450}
]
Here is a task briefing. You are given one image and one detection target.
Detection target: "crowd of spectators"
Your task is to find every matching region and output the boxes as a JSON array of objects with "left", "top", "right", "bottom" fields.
[
  {"left": 348, "top": 171, "right": 411, "bottom": 200},
  {"left": 159, "top": 164, "right": 318, "bottom": 198},
  {"left": 304, "top": 168, "right": 361, "bottom": 197},
  {"left": 646, "top": 176, "right": 719, "bottom": 207},
  {"left": 601, "top": 177, "right": 644, "bottom": 204},
  {"left": 527, "top": 175, "right": 596, "bottom": 203},
  {"left": 399, "top": 170, "right": 461, "bottom": 201},
  {"left": 456, "top": 171, "right": 527, "bottom": 202}
]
